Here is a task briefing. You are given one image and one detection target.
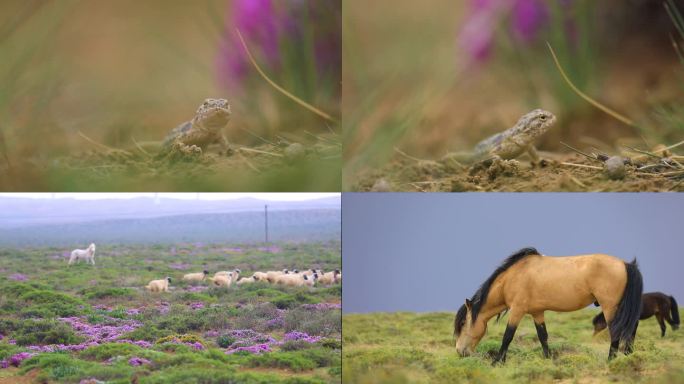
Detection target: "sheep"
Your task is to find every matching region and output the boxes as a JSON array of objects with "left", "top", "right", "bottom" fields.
[
  {"left": 317, "top": 270, "right": 341, "bottom": 285},
  {"left": 302, "top": 268, "right": 323, "bottom": 277},
  {"left": 275, "top": 272, "right": 316, "bottom": 287},
  {"left": 182, "top": 270, "right": 209, "bottom": 282},
  {"left": 236, "top": 276, "right": 256, "bottom": 285},
  {"left": 146, "top": 277, "right": 171, "bottom": 292},
  {"left": 302, "top": 273, "right": 318, "bottom": 287},
  {"left": 266, "top": 269, "right": 290, "bottom": 283},
  {"left": 209, "top": 272, "right": 234, "bottom": 287},
  {"left": 68, "top": 243, "right": 96, "bottom": 266},
  {"left": 252, "top": 272, "right": 268, "bottom": 281}
]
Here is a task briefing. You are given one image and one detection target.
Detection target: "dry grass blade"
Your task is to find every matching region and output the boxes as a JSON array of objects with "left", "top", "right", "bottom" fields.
[
  {"left": 235, "top": 29, "right": 339, "bottom": 125},
  {"left": 546, "top": 42, "right": 636, "bottom": 128},
  {"left": 237, "top": 146, "right": 283, "bottom": 157},
  {"left": 131, "top": 137, "right": 151, "bottom": 157},
  {"left": 78, "top": 131, "right": 132, "bottom": 155},
  {"left": 560, "top": 162, "right": 602, "bottom": 170},
  {"left": 560, "top": 141, "right": 600, "bottom": 162}
]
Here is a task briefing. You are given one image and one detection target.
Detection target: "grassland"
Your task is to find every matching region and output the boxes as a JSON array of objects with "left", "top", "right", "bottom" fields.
[
  {"left": 343, "top": 310, "right": 684, "bottom": 383},
  {"left": 0, "top": 241, "right": 341, "bottom": 383}
]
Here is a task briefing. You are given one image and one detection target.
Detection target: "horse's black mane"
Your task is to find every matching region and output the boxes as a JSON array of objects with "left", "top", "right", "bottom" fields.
[{"left": 454, "top": 247, "right": 540, "bottom": 336}]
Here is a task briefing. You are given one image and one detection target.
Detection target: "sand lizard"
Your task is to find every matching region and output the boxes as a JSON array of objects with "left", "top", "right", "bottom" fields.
[
  {"left": 449, "top": 109, "right": 557, "bottom": 164},
  {"left": 161, "top": 98, "right": 232, "bottom": 155}
]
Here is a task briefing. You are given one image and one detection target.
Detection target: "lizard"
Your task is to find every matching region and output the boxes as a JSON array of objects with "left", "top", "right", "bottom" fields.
[
  {"left": 160, "top": 98, "right": 233, "bottom": 156},
  {"left": 444, "top": 109, "right": 557, "bottom": 165}
]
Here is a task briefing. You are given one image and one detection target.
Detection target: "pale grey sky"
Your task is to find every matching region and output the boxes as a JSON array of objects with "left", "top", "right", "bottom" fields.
[
  {"left": 343, "top": 193, "right": 683, "bottom": 314},
  {"left": 0, "top": 193, "right": 339, "bottom": 201}
]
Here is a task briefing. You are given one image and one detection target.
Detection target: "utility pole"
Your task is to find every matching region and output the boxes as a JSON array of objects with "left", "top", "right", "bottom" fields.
[{"left": 264, "top": 204, "right": 269, "bottom": 244}]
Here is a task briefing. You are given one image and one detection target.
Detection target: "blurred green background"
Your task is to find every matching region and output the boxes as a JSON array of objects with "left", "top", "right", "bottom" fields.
[
  {"left": 343, "top": 0, "right": 684, "bottom": 188},
  {"left": 0, "top": 0, "right": 341, "bottom": 191}
]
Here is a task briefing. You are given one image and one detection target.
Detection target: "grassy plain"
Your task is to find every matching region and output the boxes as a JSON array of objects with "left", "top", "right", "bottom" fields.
[{"left": 343, "top": 310, "right": 684, "bottom": 383}]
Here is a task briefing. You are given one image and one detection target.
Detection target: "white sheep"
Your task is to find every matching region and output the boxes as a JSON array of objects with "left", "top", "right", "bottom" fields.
[
  {"left": 182, "top": 270, "right": 209, "bottom": 282},
  {"left": 209, "top": 272, "right": 234, "bottom": 287},
  {"left": 302, "top": 269, "right": 322, "bottom": 277},
  {"left": 318, "top": 270, "right": 341, "bottom": 285},
  {"left": 146, "top": 277, "right": 171, "bottom": 292},
  {"left": 236, "top": 276, "right": 256, "bottom": 285},
  {"left": 266, "top": 269, "right": 290, "bottom": 283},
  {"left": 276, "top": 272, "right": 316, "bottom": 287},
  {"left": 68, "top": 243, "right": 96, "bottom": 266},
  {"left": 252, "top": 272, "right": 268, "bottom": 281}
]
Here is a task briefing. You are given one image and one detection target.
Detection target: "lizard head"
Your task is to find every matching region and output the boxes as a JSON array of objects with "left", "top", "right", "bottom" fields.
[
  {"left": 194, "top": 98, "right": 231, "bottom": 131},
  {"left": 517, "top": 109, "right": 556, "bottom": 136}
]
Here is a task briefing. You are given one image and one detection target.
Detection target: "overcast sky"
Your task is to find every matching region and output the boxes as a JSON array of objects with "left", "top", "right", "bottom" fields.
[
  {"left": 0, "top": 193, "right": 339, "bottom": 201},
  {"left": 343, "top": 193, "right": 683, "bottom": 314}
]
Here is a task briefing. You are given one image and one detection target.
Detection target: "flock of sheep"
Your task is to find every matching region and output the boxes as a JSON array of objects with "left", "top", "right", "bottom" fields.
[
  {"left": 145, "top": 268, "right": 342, "bottom": 293},
  {"left": 64, "top": 243, "right": 341, "bottom": 293}
]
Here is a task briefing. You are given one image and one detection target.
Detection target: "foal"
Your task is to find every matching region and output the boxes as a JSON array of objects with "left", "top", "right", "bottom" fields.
[
  {"left": 454, "top": 247, "right": 643, "bottom": 363},
  {"left": 593, "top": 292, "right": 679, "bottom": 337}
]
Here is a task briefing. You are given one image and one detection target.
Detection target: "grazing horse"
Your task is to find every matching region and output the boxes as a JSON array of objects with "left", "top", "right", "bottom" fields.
[
  {"left": 68, "top": 243, "right": 96, "bottom": 266},
  {"left": 454, "top": 247, "right": 642, "bottom": 363},
  {"left": 593, "top": 292, "right": 679, "bottom": 337}
]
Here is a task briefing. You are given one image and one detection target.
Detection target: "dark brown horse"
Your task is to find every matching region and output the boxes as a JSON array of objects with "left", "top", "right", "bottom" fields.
[
  {"left": 454, "top": 247, "right": 643, "bottom": 363},
  {"left": 593, "top": 292, "right": 679, "bottom": 337}
]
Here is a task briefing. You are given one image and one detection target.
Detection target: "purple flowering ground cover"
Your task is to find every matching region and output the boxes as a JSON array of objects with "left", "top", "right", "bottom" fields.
[{"left": 0, "top": 241, "right": 341, "bottom": 383}]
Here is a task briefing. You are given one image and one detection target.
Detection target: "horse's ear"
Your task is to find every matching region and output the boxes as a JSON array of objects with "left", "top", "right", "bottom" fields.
[{"left": 465, "top": 299, "right": 472, "bottom": 310}]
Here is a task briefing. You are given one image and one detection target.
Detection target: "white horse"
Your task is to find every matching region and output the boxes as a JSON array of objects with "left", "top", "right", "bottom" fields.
[{"left": 68, "top": 243, "right": 96, "bottom": 266}]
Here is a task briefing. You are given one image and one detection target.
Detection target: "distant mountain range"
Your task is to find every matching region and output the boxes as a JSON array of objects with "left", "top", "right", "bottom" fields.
[{"left": 0, "top": 197, "right": 340, "bottom": 246}]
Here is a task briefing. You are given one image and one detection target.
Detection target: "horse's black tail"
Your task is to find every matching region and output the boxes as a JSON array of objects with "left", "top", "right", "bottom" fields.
[
  {"left": 669, "top": 296, "right": 680, "bottom": 329},
  {"left": 610, "top": 259, "right": 643, "bottom": 344}
]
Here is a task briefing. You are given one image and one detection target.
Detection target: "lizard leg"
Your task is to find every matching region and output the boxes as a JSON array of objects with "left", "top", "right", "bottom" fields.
[
  {"left": 526, "top": 145, "right": 540, "bottom": 165},
  {"left": 174, "top": 139, "right": 203, "bottom": 155},
  {"left": 218, "top": 134, "right": 233, "bottom": 156}
]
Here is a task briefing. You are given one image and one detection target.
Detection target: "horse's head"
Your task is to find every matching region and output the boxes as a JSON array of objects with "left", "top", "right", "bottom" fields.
[
  {"left": 454, "top": 299, "right": 487, "bottom": 357},
  {"left": 89, "top": 243, "right": 96, "bottom": 251}
]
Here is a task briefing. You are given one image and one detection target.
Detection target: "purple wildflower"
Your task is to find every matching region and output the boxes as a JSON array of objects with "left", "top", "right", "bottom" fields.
[
  {"left": 8, "top": 352, "right": 34, "bottom": 367},
  {"left": 186, "top": 286, "right": 208, "bottom": 293},
  {"left": 128, "top": 356, "right": 151, "bottom": 366},
  {"left": 188, "top": 302, "right": 205, "bottom": 310},
  {"left": 511, "top": 0, "right": 548, "bottom": 42},
  {"left": 0, "top": 360, "right": 8, "bottom": 369},
  {"left": 8, "top": 273, "right": 28, "bottom": 281},
  {"left": 225, "top": 343, "right": 271, "bottom": 355},
  {"left": 283, "top": 331, "right": 321, "bottom": 343}
]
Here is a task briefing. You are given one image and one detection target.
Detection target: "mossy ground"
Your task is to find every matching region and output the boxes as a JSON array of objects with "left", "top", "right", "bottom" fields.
[{"left": 342, "top": 310, "right": 684, "bottom": 383}]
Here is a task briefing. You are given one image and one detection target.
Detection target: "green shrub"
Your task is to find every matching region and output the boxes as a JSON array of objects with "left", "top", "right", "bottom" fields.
[
  {"left": 284, "top": 308, "right": 341, "bottom": 336},
  {"left": 248, "top": 352, "right": 317, "bottom": 372},
  {"left": 14, "top": 319, "right": 84, "bottom": 346},
  {"left": 82, "top": 287, "right": 136, "bottom": 300},
  {"left": 122, "top": 324, "right": 171, "bottom": 342},
  {"left": 79, "top": 343, "right": 144, "bottom": 361},
  {"left": 217, "top": 335, "right": 236, "bottom": 348},
  {"left": 18, "top": 290, "right": 85, "bottom": 317},
  {"left": 280, "top": 340, "right": 315, "bottom": 351},
  {"left": 321, "top": 338, "right": 341, "bottom": 350}
]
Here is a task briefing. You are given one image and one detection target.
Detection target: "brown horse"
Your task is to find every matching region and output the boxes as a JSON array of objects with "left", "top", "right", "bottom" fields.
[
  {"left": 593, "top": 292, "right": 679, "bottom": 337},
  {"left": 454, "top": 247, "right": 643, "bottom": 363}
]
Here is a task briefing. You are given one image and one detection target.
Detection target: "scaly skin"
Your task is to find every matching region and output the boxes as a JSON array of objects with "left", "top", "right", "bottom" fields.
[
  {"left": 162, "top": 98, "right": 232, "bottom": 155},
  {"left": 468, "top": 109, "right": 556, "bottom": 163}
]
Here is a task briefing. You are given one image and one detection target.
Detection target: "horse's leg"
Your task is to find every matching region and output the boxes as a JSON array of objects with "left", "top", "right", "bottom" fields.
[
  {"left": 656, "top": 313, "right": 666, "bottom": 337},
  {"left": 602, "top": 305, "right": 620, "bottom": 360},
  {"left": 532, "top": 312, "right": 550, "bottom": 358},
  {"left": 493, "top": 309, "right": 523, "bottom": 365},
  {"left": 625, "top": 320, "right": 638, "bottom": 354}
]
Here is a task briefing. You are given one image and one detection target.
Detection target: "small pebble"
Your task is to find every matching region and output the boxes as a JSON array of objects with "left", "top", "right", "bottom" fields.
[
  {"left": 604, "top": 156, "right": 626, "bottom": 180},
  {"left": 371, "top": 178, "right": 392, "bottom": 192},
  {"left": 284, "top": 143, "right": 306, "bottom": 162}
]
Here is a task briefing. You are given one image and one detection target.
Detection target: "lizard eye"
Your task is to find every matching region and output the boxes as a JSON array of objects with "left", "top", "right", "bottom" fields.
[{"left": 539, "top": 115, "right": 547, "bottom": 120}]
